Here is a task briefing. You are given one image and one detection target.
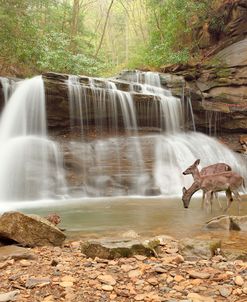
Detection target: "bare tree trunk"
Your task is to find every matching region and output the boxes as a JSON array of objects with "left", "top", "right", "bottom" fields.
[{"left": 94, "top": 0, "right": 115, "bottom": 58}]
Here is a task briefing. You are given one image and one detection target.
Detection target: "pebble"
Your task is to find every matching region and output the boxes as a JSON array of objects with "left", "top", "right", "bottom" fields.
[
  {"left": 234, "top": 275, "right": 244, "bottom": 286},
  {"left": 187, "top": 293, "right": 214, "bottom": 302},
  {"left": 101, "top": 285, "right": 113, "bottom": 291},
  {"left": 59, "top": 281, "right": 74, "bottom": 287},
  {"left": 97, "top": 274, "right": 116, "bottom": 285},
  {"left": 128, "top": 269, "right": 142, "bottom": 278},
  {"left": 219, "top": 285, "right": 232, "bottom": 297},
  {"left": 188, "top": 270, "right": 210, "bottom": 279}
]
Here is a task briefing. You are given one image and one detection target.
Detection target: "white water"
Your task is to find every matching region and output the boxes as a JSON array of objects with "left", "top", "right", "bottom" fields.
[
  {"left": 0, "top": 77, "right": 16, "bottom": 103},
  {"left": 154, "top": 132, "right": 247, "bottom": 195},
  {"left": 67, "top": 75, "right": 147, "bottom": 195},
  {"left": 0, "top": 76, "right": 67, "bottom": 202},
  {"left": 0, "top": 71, "right": 247, "bottom": 209},
  {"left": 130, "top": 71, "right": 183, "bottom": 132}
]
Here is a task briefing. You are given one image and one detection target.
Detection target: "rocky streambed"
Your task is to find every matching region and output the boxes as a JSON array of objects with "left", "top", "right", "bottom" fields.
[{"left": 1, "top": 211, "right": 247, "bottom": 302}]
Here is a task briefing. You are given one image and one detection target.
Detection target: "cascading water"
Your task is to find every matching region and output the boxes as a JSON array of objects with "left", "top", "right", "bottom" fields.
[
  {"left": 0, "top": 76, "right": 67, "bottom": 204},
  {"left": 0, "top": 77, "right": 16, "bottom": 103},
  {"left": 128, "top": 71, "right": 183, "bottom": 132},
  {"left": 65, "top": 70, "right": 247, "bottom": 197},
  {"left": 67, "top": 75, "right": 147, "bottom": 196},
  {"left": 0, "top": 70, "right": 246, "bottom": 205}
]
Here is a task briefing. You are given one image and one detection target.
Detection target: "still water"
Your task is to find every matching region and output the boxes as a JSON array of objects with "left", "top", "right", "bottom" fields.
[{"left": 19, "top": 196, "right": 247, "bottom": 249}]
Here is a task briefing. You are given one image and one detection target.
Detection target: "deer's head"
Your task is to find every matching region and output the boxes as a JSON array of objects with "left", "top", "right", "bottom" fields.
[
  {"left": 182, "top": 159, "right": 200, "bottom": 175},
  {"left": 182, "top": 187, "right": 190, "bottom": 208}
]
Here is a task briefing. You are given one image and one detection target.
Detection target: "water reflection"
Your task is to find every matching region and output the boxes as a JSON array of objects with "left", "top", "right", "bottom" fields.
[{"left": 21, "top": 196, "right": 247, "bottom": 250}]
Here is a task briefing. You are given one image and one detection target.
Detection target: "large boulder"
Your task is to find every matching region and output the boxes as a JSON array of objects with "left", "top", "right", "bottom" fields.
[
  {"left": 0, "top": 211, "right": 66, "bottom": 247},
  {"left": 81, "top": 238, "right": 159, "bottom": 259}
]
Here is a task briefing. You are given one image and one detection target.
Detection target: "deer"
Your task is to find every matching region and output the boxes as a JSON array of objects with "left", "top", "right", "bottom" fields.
[
  {"left": 182, "top": 159, "right": 244, "bottom": 212},
  {"left": 183, "top": 160, "right": 232, "bottom": 209}
]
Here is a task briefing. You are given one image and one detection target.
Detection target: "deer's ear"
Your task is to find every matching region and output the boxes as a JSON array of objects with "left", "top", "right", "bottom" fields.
[
  {"left": 194, "top": 159, "right": 200, "bottom": 166},
  {"left": 182, "top": 187, "right": 187, "bottom": 194}
]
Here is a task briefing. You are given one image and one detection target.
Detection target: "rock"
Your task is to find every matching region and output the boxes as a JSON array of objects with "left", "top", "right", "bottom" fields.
[
  {"left": 121, "top": 230, "right": 140, "bottom": 239},
  {"left": 179, "top": 238, "right": 221, "bottom": 260},
  {"left": 81, "top": 238, "right": 157, "bottom": 259},
  {"left": 234, "top": 275, "right": 244, "bottom": 286},
  {"left": 205, "top": 216, "right": 230, "bottom": 230},
  {"left": 187, "top": 293, "right": 214, "bottom": 302},
  {"left": 134, "top": 294, "right": 146, "bottom": 301},
  {"left": 222, "top": 248, "right": 247, "bottom": 261},
  {"left": 0, "top": 211, "right": 66, "bottom": 246},
  {"left": 128, "top": 269, "right": 142, "bottom": 278},
  {"left": 25, "top": 277, "right": 51, "bottom": 288},
  {"left": 230, "top": 216, "right": 247, "bottom": 231},
  {"left": 59, "top": 281, "right": 73, "bottom": 288},
  {"left": 0, "top": 245, "right": 36, "bottom": 261},
  {"left": 188, "top": 270, "right": 211, "bottom": 279},
  {"left": 97, "top": 274, "right": 116, "bottom": 286},
  {"left": 0, "top": 291, "right": 19, "bottom": 302},
  {"left": 102, "top": 285, "right": 113, "bottom": 291},
  {"left": 219, "top": 285, "right": 232, "bottom": 297}
]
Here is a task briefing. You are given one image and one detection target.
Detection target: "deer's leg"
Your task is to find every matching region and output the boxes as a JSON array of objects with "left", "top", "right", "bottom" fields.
[
  {"left": 204, "top": 191, "right": 212, "bottom": 213},
  {"left": 224, "top": 189, "right": 233, "bottom": 212},
  {"left": 210, "top": 192, "right": 214, "bottom": 213},
  {"left": 233, "top": 191, "right": 241, "bottom": 213},
  {"left": 201, "top": 191, "right": 205, "bottom": 209}
]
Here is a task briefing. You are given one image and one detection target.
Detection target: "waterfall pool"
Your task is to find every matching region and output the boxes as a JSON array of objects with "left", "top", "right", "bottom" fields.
[{"left": 11, "top": 195, "right": 247, "bottom": 246}]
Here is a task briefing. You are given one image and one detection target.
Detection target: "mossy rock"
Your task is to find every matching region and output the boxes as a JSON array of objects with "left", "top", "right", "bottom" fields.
[{"left": 81, "top": 238, "right": 159, "bottom": 259}]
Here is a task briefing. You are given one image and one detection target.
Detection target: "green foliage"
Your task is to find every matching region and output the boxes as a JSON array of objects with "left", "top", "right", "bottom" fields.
[
  {"left": 0, "top": 0, "right": 108, "bottom": 76},
  {"left": 129, "top": 0, "right": 213, "bottom": 68},
  {"left": 0, "top": 0, "right": 220, "bottom": 76}
]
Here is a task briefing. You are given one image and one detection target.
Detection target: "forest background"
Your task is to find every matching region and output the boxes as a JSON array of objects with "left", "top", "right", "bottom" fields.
[{"left": 0, "top": 0, "right": 227, "bottom": 77}]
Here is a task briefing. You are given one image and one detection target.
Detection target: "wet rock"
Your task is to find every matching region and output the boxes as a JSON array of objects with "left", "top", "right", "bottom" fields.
[
  {"left": 0, "top": 245, "right": 36, "bottom": 261},
  {"left": 230, "top": 216, "right": 247, "bottom": 231},
  {"left": 205, "top": 216, "right": 230, "bottom": 230},
  {"left": 0, "top": 290, "right": 19, "bottom": 302},
  {"left": 222, "top": 248, "right": 247, "bottom": 261},
  {"left": 121, "top": 230, "right": 140, "bottom": 239},
  {"left": 81, "top": 238, "right": 157, "bottom": 259},
  {"left": 179, "top": 238, "right": 221, "bottom": 260},
  {"left": 0, "top": 211, "right": 66, "bottom": 247}
]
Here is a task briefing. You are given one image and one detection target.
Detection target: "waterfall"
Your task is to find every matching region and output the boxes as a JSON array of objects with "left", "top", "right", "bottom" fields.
[
  {"left": 0, "top": 76, "right": 67, "bottom": 202},
  {"left": 154, "top": 132, "right": 247, "bottom": 196},
  {"left": 0, "top": 70, "right": 246, "bottom": 204},
  {"left": 66, "top": 70, "right": 247, "bottom": 197},
  {"left": 67, "top": 75, "right": 147, "bottom": 196},
  {"left": 0, "top": 77, "right": 16, "bottom": 103},
  {"left": 127, "top": 70, "right": 183, "bottom": 132}
]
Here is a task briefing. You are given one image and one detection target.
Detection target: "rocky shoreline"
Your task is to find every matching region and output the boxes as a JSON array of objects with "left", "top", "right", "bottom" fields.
[{"left": 1, "top": 212, "right": 247, "bottom": 302}]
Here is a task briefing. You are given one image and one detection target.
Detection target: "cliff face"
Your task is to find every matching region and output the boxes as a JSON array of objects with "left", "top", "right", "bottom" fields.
[{"left": 160, "top": 0, "right": 247, "bottom": 151}]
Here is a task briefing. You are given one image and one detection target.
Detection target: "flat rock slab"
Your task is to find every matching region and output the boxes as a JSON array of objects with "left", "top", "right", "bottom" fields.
[
  {"left": 179, "top": 238, "right": 221, "bottom": 260},
  {"left": 81, "top": 238, "right": 158, "bottom": 259},
  {"left": 0, "top": 245, "right": 36, "bottom": 261},
  {"left": 0, "top": 211, "right": 66, "bottom": 247}
]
